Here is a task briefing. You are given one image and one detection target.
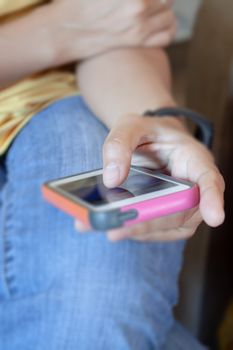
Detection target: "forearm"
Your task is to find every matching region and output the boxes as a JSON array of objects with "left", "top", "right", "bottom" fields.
[
  {"left": 77, "top": 48, "right": 178, "bottom": 128},
  {"left": 0, "top": 4, "right": 58, "bottom": 87}
]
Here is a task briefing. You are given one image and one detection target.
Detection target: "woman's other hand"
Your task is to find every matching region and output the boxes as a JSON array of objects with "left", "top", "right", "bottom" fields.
[{"left": 49, "top": 0, "right": 176, "bottom": 63}]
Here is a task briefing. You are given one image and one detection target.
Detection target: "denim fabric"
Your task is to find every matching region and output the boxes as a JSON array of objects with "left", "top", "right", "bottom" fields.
[{"left": 0, "top": 96, "right": 206, "bottom": 349}]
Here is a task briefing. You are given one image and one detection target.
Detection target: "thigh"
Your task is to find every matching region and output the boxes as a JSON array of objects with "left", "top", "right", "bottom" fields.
[
  {"left": 0, "top": 96, "right": 186, "bottom": 350},
  {"left": 0, "top": 96, "right": 108, "bottom": 298}
]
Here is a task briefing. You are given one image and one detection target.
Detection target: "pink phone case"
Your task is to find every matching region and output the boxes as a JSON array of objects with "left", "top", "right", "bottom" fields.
[
  {"left": 43, "top": 174, "right": 200, "bottom": 231},
  {"left": 120, "top": 185, "right": 199, "bottom": 227}
]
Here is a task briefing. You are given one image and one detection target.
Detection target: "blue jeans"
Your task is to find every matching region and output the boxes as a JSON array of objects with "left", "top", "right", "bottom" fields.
[{"left": 0, "top": 96, "right": 206, "bottom": 349}]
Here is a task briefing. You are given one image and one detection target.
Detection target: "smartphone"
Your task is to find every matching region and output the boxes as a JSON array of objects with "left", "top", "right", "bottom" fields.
[{"left": 42, "top": 167, "right": 199, "bottom": 231}]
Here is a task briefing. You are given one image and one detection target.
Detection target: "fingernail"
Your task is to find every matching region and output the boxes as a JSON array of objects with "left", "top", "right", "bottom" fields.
[{"left": 104, "top": 162, "right": 120, "bottom": 187}]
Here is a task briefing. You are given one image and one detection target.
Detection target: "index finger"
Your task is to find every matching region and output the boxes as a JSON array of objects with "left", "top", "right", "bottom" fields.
[{"left": 102, "top": 115, "right": 146, "bottom": 188}]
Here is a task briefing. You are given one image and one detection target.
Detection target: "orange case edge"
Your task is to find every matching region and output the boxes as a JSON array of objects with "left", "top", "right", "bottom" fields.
[{"left": 42, "top": 185, "right": 90, "bottom": 226}]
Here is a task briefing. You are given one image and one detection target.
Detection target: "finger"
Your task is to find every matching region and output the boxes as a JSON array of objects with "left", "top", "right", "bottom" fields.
[
  {"left": 132, "top": 210, "right": 202, "bottom": 242},
  {"left": 103, "top": 116, "right": 146, "bottom": 188},
  {"left": 176, "top": 143, "right": 225, "bottom": 227},
  {"left": 102, "top": 116, "right": 170, "bottom": 189},
  {"left": 144, "top": 20, "right": 177, "bottom": 47},
  {"left": 107, "top": 207, "right": 198, "bottom": 241},
  {"left": 148, "top": 8, "right": 176, "bottom": 33},
  {"left": 162, "top": 139, "right": 225, "bottom": 228},
  {"left": 140, "top": 5, "right": 176, "bottom": 38},
  {"left": 135, "top": 0, "right": 174, "bottom": 18},
  {"left": 131, "top": 151, "right": 164, "bottom": 169},
  {"left": 194, "top": 165, "right": 225, "bottom": 227},
  {"left": 121, "top": 5, "right": 176, "bottom": 47}
]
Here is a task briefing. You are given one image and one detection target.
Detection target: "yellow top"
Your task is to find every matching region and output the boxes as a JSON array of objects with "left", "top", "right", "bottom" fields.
[{"left": 0, "top": 0, "right": 79, "bottom": 154}]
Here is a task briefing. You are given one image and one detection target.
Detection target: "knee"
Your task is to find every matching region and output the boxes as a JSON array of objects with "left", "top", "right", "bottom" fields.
[{"left": 7, "top": 96, "right": 108, "bottom": 179}]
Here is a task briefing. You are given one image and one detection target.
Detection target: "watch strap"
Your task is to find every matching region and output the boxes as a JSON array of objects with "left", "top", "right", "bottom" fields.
[{"left": 144, "top": 107, "right": 214, "bottom": 149}]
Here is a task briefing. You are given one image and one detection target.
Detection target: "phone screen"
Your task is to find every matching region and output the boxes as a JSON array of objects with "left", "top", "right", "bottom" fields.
[{"left": 59, "top": 169, "right": 177, "bottom": 206}]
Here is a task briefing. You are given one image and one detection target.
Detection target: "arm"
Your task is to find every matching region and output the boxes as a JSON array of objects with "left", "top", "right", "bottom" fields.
[
  {"left": 76, "top": 48, "right": 225, "bottom": 241},
  {"left": 0, "top": 0, "right": 175, "bottom": 87}
]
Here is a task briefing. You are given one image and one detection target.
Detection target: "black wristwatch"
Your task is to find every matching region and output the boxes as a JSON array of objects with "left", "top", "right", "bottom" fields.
[{"left": 144, "top": 107, "right": 214, "bottom": 149}]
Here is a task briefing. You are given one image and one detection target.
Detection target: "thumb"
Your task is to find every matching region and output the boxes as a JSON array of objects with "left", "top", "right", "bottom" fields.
[{"left": 103, "top": 116, "right": 144, "bottom": 188}]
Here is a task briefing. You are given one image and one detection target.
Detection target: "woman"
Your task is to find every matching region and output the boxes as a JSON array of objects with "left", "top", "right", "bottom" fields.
[{"left": 0, "top": 0, "right": 224, "bottom": 349}]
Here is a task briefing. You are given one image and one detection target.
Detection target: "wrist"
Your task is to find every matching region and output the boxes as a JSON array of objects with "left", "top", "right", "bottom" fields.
[
  {"left": 104, "top": 109, "right": 189, "bottom": 138},
  {"left": 144, "top": 107, "right": 213, "bottom": 148}
]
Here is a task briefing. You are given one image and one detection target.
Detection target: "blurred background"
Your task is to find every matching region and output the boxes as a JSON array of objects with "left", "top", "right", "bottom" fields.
[{"left": 170, "top": 1, "right": 233, "bottom": 349}]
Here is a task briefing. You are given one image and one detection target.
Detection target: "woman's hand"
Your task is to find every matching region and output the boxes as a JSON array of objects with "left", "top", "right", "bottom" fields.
[
  {"left": 0, "top": 0, "right": 175, "bottom": 86},
  {"left": 101, "top": 115, "right": 225, "bottom": 241},
  {"left": 75, "top": 115, "right": 225, "bottom": 242},
  {"left": 76, "top": 47, "right": 225, "bottom": 242},
  {"left": 49, "top": 0, "right": 176, "bottom": 63}
]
